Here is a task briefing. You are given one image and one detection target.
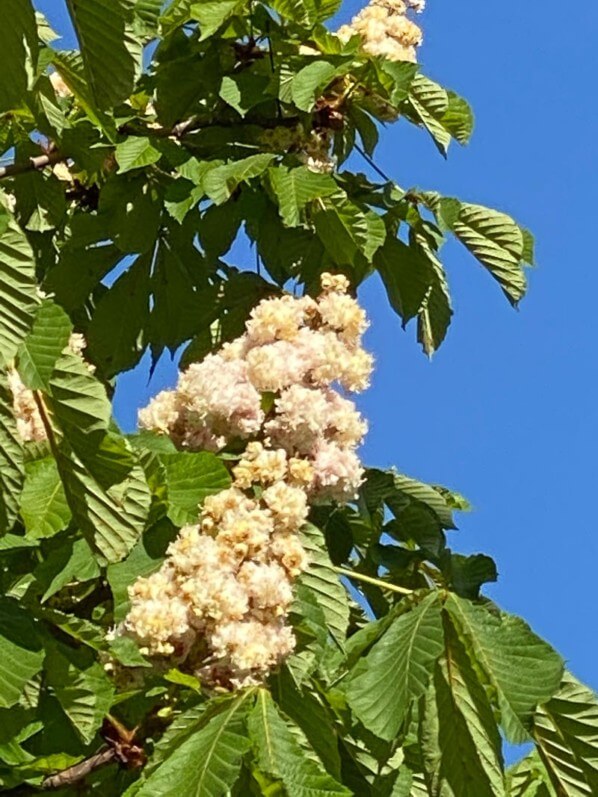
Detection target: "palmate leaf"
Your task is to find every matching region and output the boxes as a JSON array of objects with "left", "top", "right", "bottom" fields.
[
  {"left": 271, "top": 667, "right": 342, "bottom": 779},
  {"left": 136, "top": 691, "right": 254, "bottom": 797},
  {"left": 161, "top": 451, "right": 231, "bottom": 527},
  {"left": 19, "top": 457, "right": 71, "bottom": 539},
  {"left": 65, "top": 0, "right": 141, "bottom": 110},
  {"left": 267, "top": 166, "right": 337, "bottom": 227},
  {"left": 446, "top": 594, "right": 564, "bottom": 743},
  {"left": 44, "top": 643, "right": 115, "bottom": 745},
  {"left": 0, "top": 598, "right": 44, "bottom": 709},
  {"left": 506, "top": 751, "right": 556, "bottom": 797},
  {"left": 249, "top": 689, "right": 350, "bottom": 797},
  {"left": 532, "top": 672, "right": 598, "bottom": 796},
  {"left": 44, "top": 351, "right": 136, "bottom": 488},
  {"left": 345, "top": 593, "right": 445, "bottom": 742},
  {"left": 116, "top": 137, "right": 162, "bottom": 174},
  {"left": 313, "top": 195, "right": 386, "bottom": 269},
  {"left": 16, "top": 301, "right": 72, "bottom": 391},
  {"left": 0, "top": 0, "right": 38, "bottom": 113},
  {"left": 419, "top": 619, "right": 505, "bottom": 797},
  {"left": 298, "top": 524, "right": 350, "bottom": 648},
  {"left": 424, "top": 193, "right": 531, "bottom": 306},
  {"left": 86, "top": 250, "right": 152, "bottom": 377},
  {"left": 292, "top": 61, "right": 338, "bottom": 112},
  {"left": 36, "top": 535, "right": 100, "bottom": 602},
  {"left": 204, "top": 154, "right": 275, "bottom": 205},
  {"left": 190, "top": 0, "right": 244, "bottom": 41},
  {"left": 404, "top": 75, "right": 474, "bottom": 155},
  {"left": 416, "top": 247, "right": 453, "bottom": 357},
  {"left": 0, "top": 208, "right": 39, "bottom": 367},
  {"left": 0, "top": 371, "right": 25, "bottom": 532},
  {"left": 58, "top": 448, "right": 151, "bottom": 563}
]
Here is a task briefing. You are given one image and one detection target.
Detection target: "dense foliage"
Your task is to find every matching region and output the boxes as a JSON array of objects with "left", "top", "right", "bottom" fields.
[{"left": 0, "top": 0, "right": 595, "bottom": 795}]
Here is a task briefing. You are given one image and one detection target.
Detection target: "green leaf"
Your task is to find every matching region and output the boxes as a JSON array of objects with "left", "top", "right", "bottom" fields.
[
  {"left": 506, "top": 751, "right": 556, "bottom": 797},
  {"left": 419, "top": 619, "right": 505, "bottom": 797},
  {"left": 314, "top": 196, "right": 386, "bottom": 268},
  {"left": 44, "top": 352, "right": 135, "bottom": 490},
  {"left": 346, "top": 593, "right": 444, "bottom": 741},
  {"left": 268, "top": 166, "right": 337, "bottom": 227},
  {"left": 19, "top": 457, "right": 71, "bottom": 539},
  {"left": 65, "top": 0, "right": 140, "bottom": 110},
  {"left": 292, "top": 61, "right": 337, "bottom": 112},
  {"left": 15, "top": 171, "right": 67, "bottom": 233},
  {"left": 45, "top": 644, "right": 115, "bottom": 744},
  {"left": 36, "top": 535, "right": 100, "bottom": 602},
  {"left": 0, "top": 0, "right": 38, "bottom": 113},
  {"left": 148, "top": 236, "right": 208, "bottom": 357},
  {"left": 271, "top": 668, "right": 342, "bottom": 779},
  {"left": 416, "top": 249, "right": 453, "bottom": 357},
  {"left": 446, "top": 553, "right": 497, "bottom": 599},
  {"left": 203, "top": 154, "right": 275, "bottom": 205},
  {"left": 446, "top": 594, "right": 564, "bottom": 743},
  {"left": 0, "top": 210, "right": 39, "bottom": 367},
  {"left": 190, "top": 0, "right": 242, "bottom": 41},
  {"left": 116, "top": 137, "right": 162, "bottom": 173},
  {"left": 427, "top": 195, "right": 529, "bottom": 306},
  {"left": 0, "top": 597, "right": 44, "bottom": 709},
  {"left": 100, "top": 174, "right": 162, "bottom": 254},
  {"left": 249, "top": 689, "right": 350, "bottom": 796},
  {"left": 86, "top": 251, "right": 152, "bottom": 377},
  {"left": 58, "top": 449, "right": 151, "bottom": 563},
  {"left": 50, "top": 49, "right": 116, "bottom": 134},
  {"left": 45, "top": 239, "right": 123, "bottom": 313},
  {"left": 136, "top": 691, "right": 253, "bottom": 796},
  {"left": 17, "top": 300, "right": 72, "bottom": 391},
  {"left": 532, "top": 672, "right": 598, "bottom": 796},
  {"left": 375, "top": 236, "right": 438, "bottom": 323},
  {"left": 0, "top": 371, "right": 25, "bottom": 532},
  {"left": 297, "top": 524, "right": 349, "bottom": 648},
  {"left": 405, "top": 75, "right": 473, "bottom": 155},
  {"left": 162, "top": 451, "right": 232, "bottom": 527}
]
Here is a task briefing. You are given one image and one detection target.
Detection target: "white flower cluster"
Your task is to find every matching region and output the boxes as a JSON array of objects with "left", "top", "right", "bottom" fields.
[
  {"left": 338, "top": 0, "right": 425, "bottom": 63},
  {"left": 140, "top": 273, "right": 372, "bottom": 502},
  {"left": 126, "top": 274, "right": 373, "bottom": 688},
  {"left": 8, "top": 333, "right": 91, "bottom": 443}
]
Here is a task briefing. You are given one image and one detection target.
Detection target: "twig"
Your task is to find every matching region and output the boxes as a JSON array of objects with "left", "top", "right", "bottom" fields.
[
  {"left": 0, "top": 151, "right": 68, "bottom": 180},
  {"left": 119, "top": 114, "right": 301, "bottom": 140},
  {"left": 334, "top": 566, "right": 414, "bottom": 595},
  {"left": 32, "top": 392, "right": 60, "bottom": 461},
  {"left": 42, "top": 748, "right": 117, "bottom": 790},
  {"left": 354, "top": 144, "right": 392, "bottom": 183}
]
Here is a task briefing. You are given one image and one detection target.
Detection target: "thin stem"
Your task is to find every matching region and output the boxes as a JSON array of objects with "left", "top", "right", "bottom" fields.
[
  {"left": 354, "top": 144, "right": 392, "bottom": 183},
  {"left": 0, "top": 151, "right": 68, "bottom": 180},
  {"left": 334, "top": 566, "right": 414, "bottom": 595},
  {"left": 42, "top": 748, "right": 116, "bottom": 790},
  {"left": 32, "top": 392, "right": 60, "bottom": 461}
]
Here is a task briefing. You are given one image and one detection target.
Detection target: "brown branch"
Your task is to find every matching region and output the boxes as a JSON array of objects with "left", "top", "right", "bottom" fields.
[
  {"left": 42, "top": 748, "right": 117, "bottom": 790},
  {"left": 0, "top": 151, "right": 68, "bottom": 180},
  {"left": 40, "top": 716, "right": 145, "bottom": 790},
  {"left": 118, "top": 114, "right": 301, "bottom": 140}
]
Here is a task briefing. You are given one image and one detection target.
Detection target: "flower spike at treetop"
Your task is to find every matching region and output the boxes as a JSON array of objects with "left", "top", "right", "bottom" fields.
[
  {"left": 338, "top": 0, "right": 425, "bottom": 63},
  {"left": 122, "top": 274, "right": 372, "bottom": 688}
]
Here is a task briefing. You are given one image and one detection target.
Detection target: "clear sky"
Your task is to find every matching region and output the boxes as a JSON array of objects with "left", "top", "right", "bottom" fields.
[{"left": 36, "top": 0, "right": 598, "bottom": 696}]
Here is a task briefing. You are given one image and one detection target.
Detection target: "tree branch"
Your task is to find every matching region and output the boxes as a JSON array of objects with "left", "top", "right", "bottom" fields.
[
  {"left": 118, "top": 115, "right": 301, "bottom": 139},
  {"left": 42, "top": 748, "right": 117, "bottom": 790},
  {"left": 0, "top": 151, "right": 68, "bottom": 180}
]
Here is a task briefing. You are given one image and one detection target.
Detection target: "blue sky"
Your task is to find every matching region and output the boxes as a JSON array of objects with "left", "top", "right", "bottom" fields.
[{"left": 36, "top": 0, "right": 598, "bottom": 694}]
